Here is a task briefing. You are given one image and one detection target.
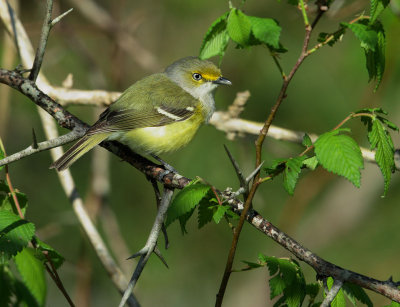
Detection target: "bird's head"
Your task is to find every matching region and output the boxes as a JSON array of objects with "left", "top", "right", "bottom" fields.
[{"left": 165, "top": 57, "right": 231, "bottom": 99}]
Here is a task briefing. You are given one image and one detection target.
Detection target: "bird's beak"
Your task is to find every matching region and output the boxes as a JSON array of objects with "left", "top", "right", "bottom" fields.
[{"left": 213, "top": 76, "right": 232, "bottom": 86}]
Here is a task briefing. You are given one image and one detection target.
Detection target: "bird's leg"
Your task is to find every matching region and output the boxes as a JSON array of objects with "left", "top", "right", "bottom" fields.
[
  {"left": 150, "top": 153, "right": 178, "bottom": 180},
  {"left": 119, "top": 187, "right": 174, "bottom": 307}
]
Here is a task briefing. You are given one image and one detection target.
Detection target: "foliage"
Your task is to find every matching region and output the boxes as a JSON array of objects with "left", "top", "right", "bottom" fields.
[{"left": 0, "top": 167, "right": 63, "bottom": 306}]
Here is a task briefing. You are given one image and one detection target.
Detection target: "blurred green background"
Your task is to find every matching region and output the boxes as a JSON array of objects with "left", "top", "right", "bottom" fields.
[{"left": 1, "top": 0, "right": 400, "bottom": 306}]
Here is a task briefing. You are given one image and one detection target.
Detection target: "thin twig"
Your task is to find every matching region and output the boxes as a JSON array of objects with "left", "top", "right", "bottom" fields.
[
  {"left": 29, "top": 0, "right": 53, "bottom": 82},
  {"left": 215, "top": 3, "right": 319, "bottom": 305},
  {"left": 0, "top": 131, "right": 82, "bottom": 167},
  {"left": 119, "top": 187, "right": 174, "bottom": 307},
  {"left": 321, "top": 279, "right": 344, "bottom": 307}
]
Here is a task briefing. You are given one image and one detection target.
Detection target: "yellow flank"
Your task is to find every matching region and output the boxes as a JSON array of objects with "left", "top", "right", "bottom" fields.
[{"left": 118, "top": 109, "right": 204, "bottom": 155}]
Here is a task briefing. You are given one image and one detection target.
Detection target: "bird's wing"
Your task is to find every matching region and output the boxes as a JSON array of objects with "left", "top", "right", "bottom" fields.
[{"left": 86, "top": 74, "right": 198, "bottom": 135}]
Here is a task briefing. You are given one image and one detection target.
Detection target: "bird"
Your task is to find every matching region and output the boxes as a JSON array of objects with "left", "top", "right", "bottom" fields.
[{"left": 50, "top": 56, "right": 231, "bottom": 171}]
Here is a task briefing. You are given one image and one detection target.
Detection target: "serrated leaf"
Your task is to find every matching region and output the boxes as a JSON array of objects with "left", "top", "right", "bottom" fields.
[
  {"left": 248, "top": 16, "right": 281, "bottom": 48},
  {"left": 14, "top": 278, "right": 40, "bottom": 307},
  {"left": 270, "top": 274, "right": 286, "bottom": 299},
  {"left": 303, "top": 156, "right": 318, "bottom": 170},
  {"left": 370, "top": 0, "right": 390, "bottom": 24},
  {"left": 265, "top": 159, "right": 286, "bottom": 176},
  {"left": 0, "top": 211, "right": 35, "bottom": 263},
  {"left": 360, "top": 20, "right": 386, "bottom": 90},
  {"left": 315, "top": 129, "right": 364, "bottom": 187},
  {"left": 199, "top": 12, "right": 230, "bottom": 60},
  {"left": 0, "top": 180, "right": 28, "bottom": 215},
  {"left": 368, "top": 119, "right": 395, "bottom": 195},
  {"left": 284, "top": 156, "right": 307, "bottom": 195},
  {"left": 212, "top": 205, "right": 229, "bottom": 224},
  {"left": 165, "top": 183, "right": 210, "bottom": 227},
  {"left": 343, "top": 282, "right": 373, "bottom": 307},
  {"left": 278, "top": 258, "right": 298, "bottom": 286},
  {"left": 285, "top": 279, "right": 305, "bottom": 307},
  {"left": 377, "top": 116, "right": 399, "bottom": 131},
  {"left": 302, "top": 134, "right": 313, "bottom": 147},
  {"left": 227, "top": 8, "right": 252, "bottom": 46},
  {"left": 15, "top": 248, "right": 46, "bottom": 306},
  {"left": 354, "top": 107, "right": 387, "bottom": 115},
  {"left": 34, "top": 237, "right": 64, "bottom": 270},
  {"left": 197, "top": 197, "right": 215, "bottom": 229},
  {"left": 341, "top": 22, "right": 378, "bottom": 51},
  {"left": 178, "top": 208, "right": 195, "bottom": 234},
  {"left": 264, "top": 255, "right": 279, "bottom": 275}
]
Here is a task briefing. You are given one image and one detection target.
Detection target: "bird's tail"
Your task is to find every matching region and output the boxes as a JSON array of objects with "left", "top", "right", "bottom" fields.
[{"left": 50, "top": 133, "right": 109, "bottom": 171}]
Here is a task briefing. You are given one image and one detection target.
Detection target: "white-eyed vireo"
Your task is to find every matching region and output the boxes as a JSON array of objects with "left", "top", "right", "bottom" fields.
[{"left": 51, "top": 57, "right": 231, "bottom": 171}]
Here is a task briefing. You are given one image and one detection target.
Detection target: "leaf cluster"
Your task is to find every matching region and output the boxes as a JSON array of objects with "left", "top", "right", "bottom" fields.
[
  {"left": 0, "top": 178, "right": 64, "bottom": 306},
  {"left": 199, "top": 7, "right": 284, "bottom": 60},
  {"left": 165, "top": 182, "right": 238, "bottom": 233}
]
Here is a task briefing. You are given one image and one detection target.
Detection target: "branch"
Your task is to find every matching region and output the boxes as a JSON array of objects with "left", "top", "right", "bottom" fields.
[
  {"left": 320, "top": 279, "right": 343, "bottom": 307},
  {"left": 222, "top": 188, "right": 400, "bottom": 303},
  {"left": 215, "top": 4, "right": 318, "bottom": 305},
  {"left": 119, "top": 187, "right": 174, "bottom": 307}
]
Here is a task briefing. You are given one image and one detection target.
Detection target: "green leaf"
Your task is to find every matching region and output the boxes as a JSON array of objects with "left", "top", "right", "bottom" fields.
[
  {"left": 227, "top": 8, "right": 252, "bottom": 46},
  {"left": 14, "top": 278, "right": 40, "bottom": 307},
  {"left": 0, "top": 211, "right": 35, "bottom": 263},
  {"left": 265, "top": 159, "right": 286, "bottom": 176},
  {"left": 33, "top": 237, "right": 64, "bottom": 270},
  {"left": 364, "top": 21, "right": 386, "bottom": 90},
  {"left": 283, "top": 156, "right": 307, "bottom": 195},
  {"left": 270, "top": 274, "right": 286, "bottom": 299},
  {"left": 314, "top": 129, "right": 364, "bottom": 187},
  {"left": 199, "top": 12, "right": 230, "bottom": 60},
  {"left": 165, "top": 183, "right": 210, "bottom": 227},
  {"left": 370, "top": 0, "right": 390, "bottom": 24},
  {"left": 15, "top": 248, "right": 46, "bottom": 306},
  {"left": 0, "top": 180, "right": 29, "bottom": 215},
  {"left": 377, "top": 116, "right": 399, "bottom": 131},
  {"left": 197, "top": 196, "right": 215, "bottom": 229},
  {"left": 303, "top": 156, "right": 318, "bottom": 170},
  {"left": 368, "top": 119, "right": 395, "bottom": 195},
  {"left": 341, "top": 22, "right": 378, "bottom": 51},
  {"left": 248, "top": 16, "right": 281, "bottom": 48},
  {"left": 326, "top": 277, "right": 346, "bottom": 307},
  {"left": 302, "top": 134, "right": 313, "bottom": 147},
  {"left": 342, "top": 282, "right": 373, "bottom": 307},
  {"left": 212, "top": 205, "right": 229, "bottom": 224},
  {"left": 178, "top": 207, "right": 196, "bottom": 234},
  {"left": 263, "top": 255, "right": 279, "bottom": 275},
  {"left": 317, "top": 27, "right": 346, "bottom": 47},
  {"left": 0, "top": 147, "right": 4, "bottom": 171}
]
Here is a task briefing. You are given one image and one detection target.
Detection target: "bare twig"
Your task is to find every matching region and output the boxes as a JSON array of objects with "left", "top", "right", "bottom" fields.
[
  {"left": 321, "top": 279, "right": 343, "bottom": 307},
  {"left": 222, "top": 188, "right": 400, "bottom": 303},
  {"left": 119, "top": 187, "right": 174, "bottom": 307},
  {"left": 0, "top": 131, "right": 81, "bottom": 167},
  {"left": 29, "top": 0, "right": 53, "bottom": 82},
  {"left": 215, "top": 3, "right": 317, "bottom": 304}
]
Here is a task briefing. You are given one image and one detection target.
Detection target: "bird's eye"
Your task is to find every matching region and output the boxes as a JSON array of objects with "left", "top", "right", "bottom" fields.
[{"left": 192, "top": 73, "right": 202, "bottom": 81}]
